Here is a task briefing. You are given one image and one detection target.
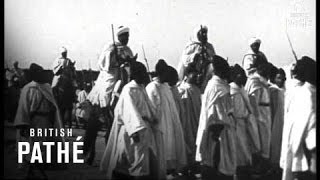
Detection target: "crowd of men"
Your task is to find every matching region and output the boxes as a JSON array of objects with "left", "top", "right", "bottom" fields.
[{"left": 8, "top": 25, "right": 316, "bottom": 180}]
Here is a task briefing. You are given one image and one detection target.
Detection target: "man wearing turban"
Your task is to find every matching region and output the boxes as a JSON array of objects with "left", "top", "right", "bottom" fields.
[
  {"left": 242, "top": 37, "right": 268, "bottom": 77},
  {"left": 84, "top": 26, "right": 137, "bottom": 165},
  {"left": 178, "top": 25, "right": 216, "bottom": 93},
  {"left": 51, "top": 46, "right": 77, "bottom": 128},
  {"left": 87, "top": 25, "right": 137, "bottom": 109}
]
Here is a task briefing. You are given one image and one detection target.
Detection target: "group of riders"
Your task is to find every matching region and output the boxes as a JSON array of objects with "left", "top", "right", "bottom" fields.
[{"left": 7, "top": 24, "right": 316, "bottom": 180}]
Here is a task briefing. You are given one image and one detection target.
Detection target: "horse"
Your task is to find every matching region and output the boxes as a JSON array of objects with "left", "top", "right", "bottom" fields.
[{"left": 53, "top": 61, "right": 78, "bottom": 127}]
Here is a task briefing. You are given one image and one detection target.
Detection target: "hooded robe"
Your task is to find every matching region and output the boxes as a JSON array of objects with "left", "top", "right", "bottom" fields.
[
  {"left": 14, "top": 81, "right": 64, "bottom": 163},
  {"left": 100, "top": 80, "right": 158, "bottom": 179},
  {"left": 178, "top": 25, "right": 216, "bottom": 92},
  {"left": 195, "top": 75, "right": 237, "bottom": 175},
  {"left": 269, "top": 84, "right": 285, "bottom": 165},
  {"left": 146, "top": 80, "right": 187, "bottom": 171},
  {"left": 280, "top": 82, "right": 316, "bottom": 180},
  {"left": 178, "top": 81, "right": 202, "bottom": 163},
  {"left": 244, "top": 74, "right": 271, "bottom": 159}
]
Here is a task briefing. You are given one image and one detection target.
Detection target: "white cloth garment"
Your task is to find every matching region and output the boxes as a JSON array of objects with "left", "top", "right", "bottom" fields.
[
  {"left": 146, "top": 80, "right": 187, "bottom": 171},
  {"left": 87, "top": 42, "right": 133, "bottom": 108},
  {"left": 195, "top": 75, "right": 237, "bottom": 175},
  {"left": 280, "top": 82, "right": 316, "bottom": 180},
  {"left": 100, "top": 80, "right": 158, "bottom": 179}
]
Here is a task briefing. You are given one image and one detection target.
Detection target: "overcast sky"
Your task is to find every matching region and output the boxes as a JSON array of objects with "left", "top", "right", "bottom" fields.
[{"left": 5, "top": 0, "right": 315, "bottom": 70}]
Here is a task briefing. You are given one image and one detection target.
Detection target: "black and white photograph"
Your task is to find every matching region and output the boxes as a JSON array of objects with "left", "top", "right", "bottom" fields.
[{"left": 3, "top": 0, "right": 316, "bottom": 180}]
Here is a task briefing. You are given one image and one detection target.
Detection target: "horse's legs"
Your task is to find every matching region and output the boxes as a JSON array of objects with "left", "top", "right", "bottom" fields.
[
  {"left": 83, "top": 106, "right": 102, "bottom": 165},
  {"left": 64, "top": 108, "right": 72, "bottom": 128},
  {"left": 60, "top": 108, "right": 66, "bottom": 128}
]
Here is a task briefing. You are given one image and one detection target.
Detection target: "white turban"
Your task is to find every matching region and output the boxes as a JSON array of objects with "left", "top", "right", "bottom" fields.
[
  {"left": 248, "top": 37, "right": 261, "bottom": 46},
  {"left": 116, "top": 26, "right": 130, "bottom": 36},
  {"left": 60, "top": 47, "right": 67, "bottom": 53}
]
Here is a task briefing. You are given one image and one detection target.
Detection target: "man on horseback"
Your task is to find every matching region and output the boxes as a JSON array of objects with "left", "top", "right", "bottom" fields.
[
  {"left": 51, "top": 47, "right": 77, "bottom": 127},
  {"left": 242, "top": 37, "right": 268, "bottom": 77},
  {"left": 178, "top": 25, "right": 216, "bottom": 93},
  {"left": 84, "top": 26, "right": 137, "bottom": 165}
]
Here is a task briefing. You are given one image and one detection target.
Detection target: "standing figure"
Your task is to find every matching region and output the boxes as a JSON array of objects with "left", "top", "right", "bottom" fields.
[
  {"left": 242, "top": 37, "right": 268, "bottom": 77},
  {"left": 75, "top": 83, "right": 92, "bottom": 128},
  {"left": 12, "top": 61, "right": 27, "bottom": 88},
  {"left": 5, "top": 72, "right": 21, "bottom": 122},
  {"left": 178, "top": 25, "right": 216, "bottom": 92},
  {"left": 195, "top": 56, "right": 237, "bottom": 179},
  {"left": 14, "top": 63, "right": 64, "bottom": 179},
  {"left": 100, "top": 62, "right": 158, "bottom": 180},
  {"left": 244, "top": 62, "right": 272, "bottom": 173},
  {"left": 166, "top": 66, "right": 187, "bottom": 139},
  {"left": 268, "top": 65, "right": 286, "bottom": 170},
  {"left": 51, "top": 47, "right": 77, "bottom": 127},
  {"left": 146, "top": 60, "right": 187, "bottom": 179},
  {"left": 280, "top": 57, "right": 316, "bottom": 180},
  {"left": 177, "top": 66, "right": 202, "bottom": 175},
  {"left": 229, "top": 64, "right": 260, "bottom": 168}
]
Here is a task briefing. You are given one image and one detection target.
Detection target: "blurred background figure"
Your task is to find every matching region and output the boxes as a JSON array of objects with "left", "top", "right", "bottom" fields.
[
  {"left": 75, "top": 82, "right": 92, "bottom": 129},
  {"left": 12, "top": 61, "right": 27, "bottom": 88},
  {"left": 51, "top": 47, "right": 77, "bottom": 128}
]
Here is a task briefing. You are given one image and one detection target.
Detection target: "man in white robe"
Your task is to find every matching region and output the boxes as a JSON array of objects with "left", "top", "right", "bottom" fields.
[
  {"left": 242, "top": 37, "right": 268, "bottom": 77},
  {"left": 100, "top": 62, "right": 159, "bottom": 179},
  {"left": 229, "top": 64, "right": 260, "bottom": 167},
  {"left": 244, "top": 63, "right": 272, "bottom": 162},
  {"left": 195, "top": 56, "right": 237, "bottom": 178},
  {"left": 178, "top": 25, "right": 216, "bottom": 92},
  {"left": 14, "top": 63, "right": 65, "bottom": 179},
  {"left": 87, "top": 26, "right": 136, "bottom": 108},
  {"left": 51, "top": 47, "right": 76, "bottom": 90},
  {"left": 146, "top": 60, "right": 187, "bottom": 179},
  {"left": 75, "top": 83, "right": 92, "bottom": 127},
  {"left": 51, "top": 47, "right": 77, "bottom": 127},
  {"left": 177, "top": 67, "right": 202, "bottom": 169},
  {"left": 85, "top": 26, "right": 138, "bottom": 165},
  {"left": 268, "top": 65, "right": 286, "bottom": 168},
  {"left": 166, "top": 66, "right": 186, "bottom": 133},
  {"left": 280, "top": 57, "right": 316, "bottom": 180}
]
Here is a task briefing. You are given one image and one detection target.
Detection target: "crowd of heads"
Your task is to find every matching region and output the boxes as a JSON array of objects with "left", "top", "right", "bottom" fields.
[{"left": 9, "top": 55, "right": 315, "bottom": 92}]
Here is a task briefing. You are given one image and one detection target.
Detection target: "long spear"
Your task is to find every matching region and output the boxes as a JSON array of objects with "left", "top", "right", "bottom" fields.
[
  {"left": 142, "top": 45, "right": 152, "bottom": 81},
  {"left": 285, "top": 30, "right": 298, "bottom": 62}
]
